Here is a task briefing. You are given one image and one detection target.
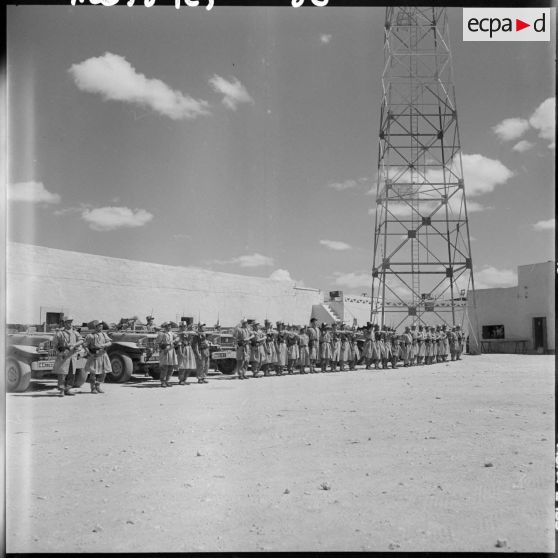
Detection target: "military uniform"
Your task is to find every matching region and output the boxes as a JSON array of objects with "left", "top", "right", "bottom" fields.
[
  {"left": 84, "top": 324, "right": 112, "bottom": 393},
  {"left": 176, "top": 327, "right": 197, "bottom": 384},
  {"left": 156, "top": 326, "right": 178, "bottom": 386},
  {"left": 298, "top": 330, "right": 310, "bottom": 373},
  {"left": 234, "top": 322, "right": 253, "bottom": 379},
  {"left": 52, "top": 321, "right": 83, "bottom": 396},
  {"left": 264, "top": 332, "right": 278, "bottom": 375},
  {"left": 349, "top": 332, "right": 360, "bottom": 370},
  {"left": 276, "top": 327, "right": 288, "bottom": 373},
  {"left": 330, "top": 328, "right": 341, "bottom": 371},
  {"left": 308, "top": 321, "right": 321, "bottom": 372},
  {"left": 193, "top": 328, "right": 210, "bottom": 383},
  {"left": 286, "top": 330, "right": 300, "bottom": 374},
  {"left": 401, "top": 328, "right": 413, "bottom": 366},
  {"left": 251, "top": 327, "right": 267, "bottom": 377},
  {"left": 320, "top": 328, "right": 333, "bottom": 372},
  {"left": 339, "top": 332, "right": 350, "bottom": 371}
]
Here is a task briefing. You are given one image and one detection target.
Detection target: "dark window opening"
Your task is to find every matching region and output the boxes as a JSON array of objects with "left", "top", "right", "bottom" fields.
[{"left": 482, "top": 325, "right": 505, "bottom": 339}]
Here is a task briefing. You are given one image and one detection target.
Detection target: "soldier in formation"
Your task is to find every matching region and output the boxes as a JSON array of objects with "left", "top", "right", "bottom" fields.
[
  {"left": 52, "top": 316, "right": 84, "bottom": 397},
  {"left": 83, "top": 319, "right": 112, "bottom": 394},
  {"left": 175, "top": 320, "right": 197, "bottom": 385},
  {"left": 156, "top": 321, "right": 178, "bottom": 387}
]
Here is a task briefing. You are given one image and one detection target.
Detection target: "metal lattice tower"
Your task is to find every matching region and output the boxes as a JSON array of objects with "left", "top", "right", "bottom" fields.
[{"left": 370, "top": 7, "right": 477, "bottom": 331}]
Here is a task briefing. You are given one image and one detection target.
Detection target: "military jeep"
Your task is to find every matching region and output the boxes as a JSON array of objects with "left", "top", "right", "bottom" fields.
[
  {"left": 6, "top": 332, "right": 88, "bottom": 393},
  {"left": 208, "top": 330, "right": 237, "bottom": 375},
  {"left": 106, "top": 330, "right": 160, "bottom": 382}
]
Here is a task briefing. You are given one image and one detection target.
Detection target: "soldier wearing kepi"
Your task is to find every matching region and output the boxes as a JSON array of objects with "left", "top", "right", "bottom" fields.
[
  {"left": 234, "top": 319, "right": 253, "bottom": 380},
  {"left": 298, "top": 326, "right": 310, "bottom": 374},
  {"left": 250, "top": 323, "right": 267, "bottom": 378},
  {"left": 175, "top": 321, "right": 196, "bottom": 385},
  {"left": 156, "top": 322, "right": 178, "bottom": 387},
  {"left": 192, "top": 323, "right": 210, "bottom": 384},
  {"left": 401, "top": 326, "right": 413, "bottom": 367},
  {"left": 307, "top": 318, "right": 321, "bottom": 373},
  {"left": 52, "top": 316, "right": 84, "bottom": 397},
  {"left": 84, "top": 320, "right": 112, "bottom": 394}
]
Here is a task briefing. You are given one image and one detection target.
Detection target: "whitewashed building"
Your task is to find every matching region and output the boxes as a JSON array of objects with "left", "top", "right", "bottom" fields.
[
  {"left": 6, "top": 242, "right": 322, "bottom": 328},
  {"left": 468, "top": 261, "right": 554, "bottom": 354}
]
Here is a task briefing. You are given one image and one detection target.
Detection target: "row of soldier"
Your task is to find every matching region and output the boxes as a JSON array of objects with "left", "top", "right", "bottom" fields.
[
  {"left": 232, "top": 318, "right": 466, "bottom": 378},
  {"left": 49, "top": 315, "right": 466, "bottom": 395},
  {"left": 360, "top": 323, "right": 465, "bottom": 370},
  {"left": 50, "top": 316, "right": 215, "bottom": 395}
]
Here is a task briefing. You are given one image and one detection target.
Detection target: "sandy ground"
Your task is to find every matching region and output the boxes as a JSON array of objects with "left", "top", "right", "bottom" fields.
[{"left": 5, "top": 354, "right": 555, "bottom": 553}]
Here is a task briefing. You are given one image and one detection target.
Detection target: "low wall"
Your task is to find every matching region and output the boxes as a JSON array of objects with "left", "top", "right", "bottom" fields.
[{"left": 6, "top": 243, "right": 323, "bottom": 327}]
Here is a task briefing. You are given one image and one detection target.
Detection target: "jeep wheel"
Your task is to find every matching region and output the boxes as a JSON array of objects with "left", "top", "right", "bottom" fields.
[
  {"left": 6, "top": 358, "right": 32, "bottom": 393},
  {"left": 108, "top": 354, "right": 133, "bottom": 383},
  {"left": 217, "top": 359, "right": 236, "bottom": 375}
]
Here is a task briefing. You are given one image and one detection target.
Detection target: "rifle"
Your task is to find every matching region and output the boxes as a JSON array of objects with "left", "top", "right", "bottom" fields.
[{"left": 61, "top": 339, "right": 85, "bottom": 355}]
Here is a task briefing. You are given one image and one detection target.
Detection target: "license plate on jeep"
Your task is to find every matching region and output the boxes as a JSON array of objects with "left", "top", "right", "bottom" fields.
[
  {"left": 34, "top": 360, "right": 55, "bottom": 369},
  {"left": 212, "top": 351, "right": 235, "bottom": 359}
]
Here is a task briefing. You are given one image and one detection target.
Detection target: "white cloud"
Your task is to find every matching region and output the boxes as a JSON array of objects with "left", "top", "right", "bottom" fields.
[
  {"left": 333, "top": 272, "right": 371, "bottom": 289},
  {"left": 233, "top": 253, "right": 274, "bottom": 267},
  {"left": 320, "top": 239, "right": 351, "bottom": 251},
  {"left": 512, "top": 140, "right": 535, "bottom": 153},
  {"left": 209, "top": 75, "right": 254, "bottom": 111},
  {"left": 492, "top": 117, "right": 530, "bottom": 141},
  {"left": 329, "top": 179, "right": 358, "bottom": 191},
  {"left": 8, "top": 181, "right": 61, "bottom": 204},
  {"left": 532, "top": 218, "right": 555, "bottom": 231},
  {"left": 461, "top": 154, "right": 514, "bottom": 197},
  {"left": 328, "top": 177, "right": 369, "bottom": 191},
  {"left": 69, "top": 52, "right": 210, "bottom": 120},
  {"left": 529, "top": 97, "right": 555, "bottom": 149},
  {"left": 320, "top": 34, "right": 332, "bottom": 44},
  {"left": 269, "top": 269, "right": 294, "bottom": 282},
  {"left": 81, "top": 206, "right": 154, "bottom": 231},
  {"left": 474, "top": 266, "right": 517, "bottom": 289}
]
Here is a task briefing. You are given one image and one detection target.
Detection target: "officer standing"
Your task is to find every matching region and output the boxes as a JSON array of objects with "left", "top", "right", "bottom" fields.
[
  {"left": 84, "top": 320, "right": 112, "bottom": 394},
  {"left": 234, "top": 319, "right": 253, "bottom": 380},
  {"left": 156, "top": 322, "right": 178, "bottom": 387},
  {"left": 52, "top": 316, "right": 84, "bottom": 397},
  {"left": 176, "top": 321, "right": 197, "bottom": 385},
  {"left": 193, "top": 323, "right": 210, "bottom": 384},
  {"left": 298, "top": 326, "right": 310, "bottom": 374},
  {"left": 308, "top": 318, "right": 321, "bottom": 373}
]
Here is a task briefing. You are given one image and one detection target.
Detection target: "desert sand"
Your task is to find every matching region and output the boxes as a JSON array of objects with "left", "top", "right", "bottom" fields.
[{"left": 6, "top": 354, "right": 555, "bottom": 553}]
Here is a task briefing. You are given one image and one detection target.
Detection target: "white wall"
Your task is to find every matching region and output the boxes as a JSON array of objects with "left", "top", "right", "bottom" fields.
[
  {"left": 7, "top": 243, "right": 323, "bottom": 327},
  {"left": 468, "top": 261, "right": 555, "bottom": 353}
]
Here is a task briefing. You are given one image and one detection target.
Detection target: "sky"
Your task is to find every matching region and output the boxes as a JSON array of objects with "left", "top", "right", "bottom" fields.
[{"left": 6, "top": 4, "right": 556, "bottom": 295}]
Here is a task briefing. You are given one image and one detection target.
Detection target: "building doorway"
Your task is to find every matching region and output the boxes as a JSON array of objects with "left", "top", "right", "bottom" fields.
[{"left": 532, "top": 317, "right": 547, "bottom": 353}]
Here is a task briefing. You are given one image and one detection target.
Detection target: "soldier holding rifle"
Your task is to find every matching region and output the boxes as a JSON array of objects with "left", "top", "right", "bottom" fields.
[
  {"left": 84, "top": 320, "right": 112, "bottom": 394},
  {"left": 175, "top": 321, "right": 197, "bottom": 385},
  {"left": 234, "top": 319, "right": 253, "bottom": 380},
  {"left": 192, "top": 323, "right": 210, "bottom": 384},
  {"left": 52, "top": 316, "right": 84, "bottom": 397},
  {"left": 156, "top": 322, "right": 178, "bottom": 387}
]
